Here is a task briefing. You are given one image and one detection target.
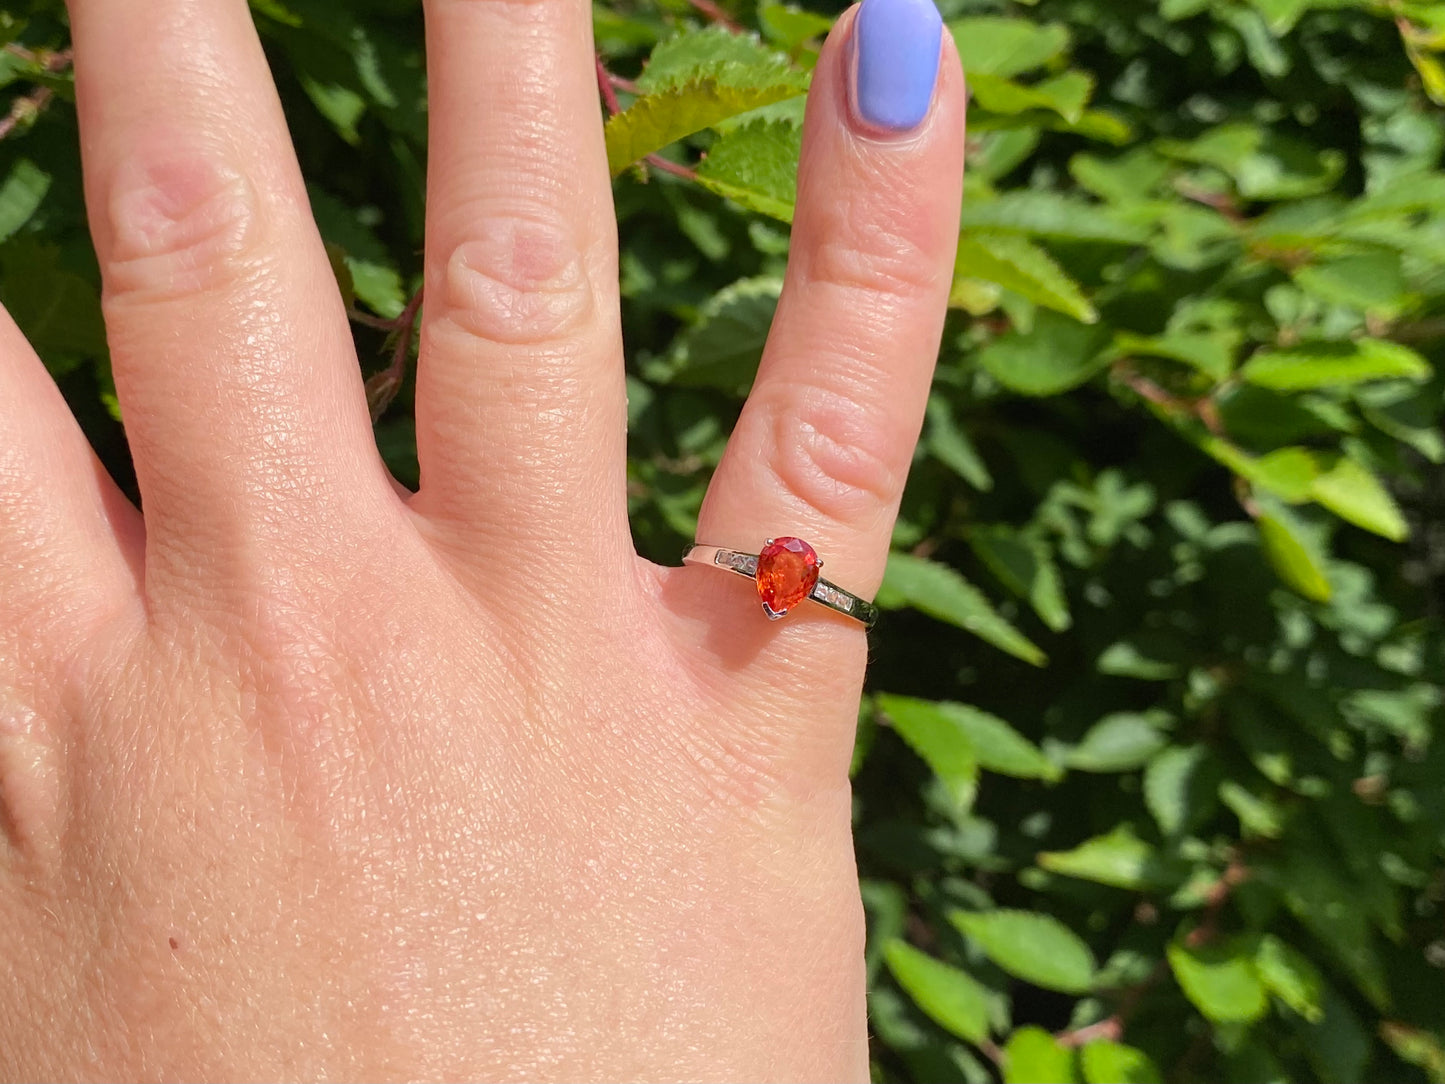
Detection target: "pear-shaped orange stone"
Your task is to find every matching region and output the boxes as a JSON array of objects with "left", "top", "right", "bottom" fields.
[{"left": 755, "top": 537, "right": 820, "bottom": 615}]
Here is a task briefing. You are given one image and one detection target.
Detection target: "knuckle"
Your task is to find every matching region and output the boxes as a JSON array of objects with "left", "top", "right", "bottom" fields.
[
  {"left": 806, "top": 212, "right": 940, "bottom": 303},
  {"left": 104, "top": 151, "right": 259, "bottom": 303},
  {"left": 437, "top": 214, "right": 594, "bottom": 348},
  {"left": 767, "top": 381, "right": 904, "bottom": 526}
]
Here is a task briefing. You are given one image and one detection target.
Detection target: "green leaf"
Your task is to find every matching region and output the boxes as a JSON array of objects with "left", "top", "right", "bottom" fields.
[
  {"left": 695, "top": 118, "right": 801, "bottom": 222},
  {"left": 950, "top": 909, "right": 1097, "bottom": 994},
  {"left": 1240, "top": 339, "right": 1432, "bottom": 390},
  {"left": 947, "top": 18, "right": 1069, "bottom": 78},
  {"left": 877, "top": 553, "right": 1047, "bottom": 666},
  {"left": 1295, "top": 249, "right": 1410, "bottom": 317},
  {"left": 1065, "top": 711, "right": 1173, "bottom": 772},
  {"left": 1255, "top": 934, "right": 1325, "bottom": 1023},
  {"left": 1080, "top": 1041, "right": 1164, "bottom": 1084},
  {"left": 1144, "top": 745, "right": 1217, "bottom": 836},
  {"left": 757, "top": 1, "right": 833, "bottom": 51},
  {"left": 1309, "top": 455, "right": 1408, "bottom": 541},
  {"left": 1167, "top": 938, "right": 1269, "bottom": 1024},
  {"left": 977, "top": 311, "right": 1111, "bottom": 396},
  {"left": 1038, "top": 824, "right": 1163, "bottom": 889},
  {"left": 926, "top": 396, "right": 994, "bottom": 492},
  {"left": 656, "top": 275, "right": 781, "bottom": 394},
  {"left": 1096, "top": 640, "right": 1181, "bottom": 680},
  {"left": 0, "top": 240, "right": 108, "bottom": 367},
  {"left": 968, "top": 525, "right": 1071, "bottom": 631},
  {"left": 1380, "top": 1023, "right": 1445, "bottom": 1084},
  {"left": 960, "top": 191, "right": 1149, "bottom": 245},
  {"left": 1004, "top": 1026, "right": 1078, "bottom": 1084},
  {"left": 635, "top": 26, "right": 807, "bottom": 95},
  {"left": 954, "top": 232, "right": 1097, "bottom": 323},
  {"left": 882, "top": 939, "right": 993, "bottom": 1045},
  {"left": 606, "top": 80, "right": 805, "bottom": 176},
  {"left": 1160, "top": 123, "right": 1346, "bottom": 201},
  {"left": 874, "top": 695, "right": 980, "bottom": 809},
  {"left": 970, "top": 70, "right": 1093, "bottom": 124},
  {"left": 1114, "top": 330, "right": 1233, "bottom": 382},
  {"left": 0, "top": 158, "right": 50, "bottom": 244},
  {"left": 1218, "top": 779, "right": 1286, "bottom": 838},
  {"left": 1256, "top": 510, "right": 1332, "bottom": 601},
  {"left": 872, "top": 699, "right": 1057, "bottom": 786}
]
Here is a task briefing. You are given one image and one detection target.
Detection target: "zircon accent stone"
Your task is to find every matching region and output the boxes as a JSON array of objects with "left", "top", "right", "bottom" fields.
[{"left": 755, "top": 537, "right": 821, "bottom": 617}]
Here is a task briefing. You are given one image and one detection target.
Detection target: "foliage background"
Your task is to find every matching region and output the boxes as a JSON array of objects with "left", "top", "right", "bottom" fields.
[{"left": 3, "top": 0, "right": 1444, "bottom": 1079}]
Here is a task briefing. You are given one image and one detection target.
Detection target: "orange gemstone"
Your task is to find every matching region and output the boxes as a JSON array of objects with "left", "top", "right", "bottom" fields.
[{"left": 755, "top": 537, "right": 820, "bottom": 616}]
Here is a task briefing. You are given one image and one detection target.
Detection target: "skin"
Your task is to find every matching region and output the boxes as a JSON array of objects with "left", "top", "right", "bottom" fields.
[{"left": 0, "top": 0, "right": 965, "bottom": 1078}]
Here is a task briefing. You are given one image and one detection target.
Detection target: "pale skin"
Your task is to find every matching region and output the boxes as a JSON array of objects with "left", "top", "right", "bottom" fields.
[{"left": 0, "top": 0, "right": 965, "bottom": 1078}]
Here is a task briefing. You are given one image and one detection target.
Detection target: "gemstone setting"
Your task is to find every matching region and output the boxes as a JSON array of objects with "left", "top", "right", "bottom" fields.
[{"left": 755, "top": 537, "right": 821, "bottom": 618}]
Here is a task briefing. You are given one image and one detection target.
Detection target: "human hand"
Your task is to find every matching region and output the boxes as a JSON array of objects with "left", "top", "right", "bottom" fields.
[{"left": 0, "top": 0, "right": 964, "bottom": 1077}]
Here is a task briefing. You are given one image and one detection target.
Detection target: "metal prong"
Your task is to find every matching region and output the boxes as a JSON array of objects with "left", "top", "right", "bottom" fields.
[{"left": 761, "top": 602, "right": 786, "bottom": 620}]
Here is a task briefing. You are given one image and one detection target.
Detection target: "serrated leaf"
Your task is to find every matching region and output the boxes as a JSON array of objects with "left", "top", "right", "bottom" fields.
[
  {"left": 876, "top": 694, "right": 1061, "bottom": 782},
  {"left": 0, "top": 158, "right": 50, "bottom": 244},
  {"left": 1167, "top": 938, "right": 1269, "bottom": 1024},
  {"left": 1257, "top": 509, "right": 1332, "bottom": 601},
  {"left": 1081, "top": 1041, "right": 1163, "bottom": 1084},
  {"left": 960, "top": 191, "right": 1149, "bottom": 245},
  {"left": 1005, "top": 1026, "right": 1078, "bottom": 1084},
  {"left": 695, "top": 118, "right": 801, "bottom": 222},
  {"left": 606, "top": 80, "right": 805, "bottom": 176},
  {"left": 874, "top": 695, "right": 979, "bottom": 809},
  {"left": 951, "top": 909, "right": 1097, "bottom": 993},
  {"left": 1241, "top": 338, "right": 1431, "bottom": 390},
  {"left": 954, "top": 231, "right": 1096, "bottom": 322},
  {"left": 977, "top": 310, "right": 1111, "bottom": 396},
  {"left": 947, "top": 17, "right": 1070, "bottom": 78},
  {"left": 1309, "top": 455, "right": 1408, "bottom": 541},
  {"left": 1065, "top": 711, "right": 1173, "bottom": 772},
  {"left": 1038, "top": 824, "right": 1162, "bottom": 889},
  {"left": 876, "top": 553, "right": 1047, "bottom": 665},
  {"left": 1255, "top": 934, "right": 1325, "bottom": 1022},
  {"left": 635, "top": 25, "right": 807, "bottom": 95},
  {"left": 882, "top": 940, "right": 993, "bottom": 1045}
]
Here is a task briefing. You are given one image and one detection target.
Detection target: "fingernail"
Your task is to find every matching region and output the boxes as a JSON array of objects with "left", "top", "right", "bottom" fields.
[{"left": 852, "top": 0, "right": 944, "bottom": 132}]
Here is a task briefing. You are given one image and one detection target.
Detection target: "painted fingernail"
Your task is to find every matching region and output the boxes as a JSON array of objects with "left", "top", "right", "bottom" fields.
[{"left": 852, "top": 0, "right": 944, "bottom": 132}]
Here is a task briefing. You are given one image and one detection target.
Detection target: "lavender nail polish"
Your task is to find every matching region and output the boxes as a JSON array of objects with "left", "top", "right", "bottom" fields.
[{"left": 853, "top": 0, "right": 944, "bottom": 132}]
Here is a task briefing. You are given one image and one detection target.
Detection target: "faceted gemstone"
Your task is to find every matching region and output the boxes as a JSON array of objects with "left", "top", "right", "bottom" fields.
[{"left": 755, "top": 537, "right": 821, "bottom": 616}]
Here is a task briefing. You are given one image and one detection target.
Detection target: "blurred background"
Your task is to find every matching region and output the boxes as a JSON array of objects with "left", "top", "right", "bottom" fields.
[{"left": 2, "top": 0, "right": 1443, "bottom": 1079}]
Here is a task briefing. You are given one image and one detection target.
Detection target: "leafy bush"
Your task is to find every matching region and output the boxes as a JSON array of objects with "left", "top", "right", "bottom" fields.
[{"left": 3, "top": 0, "right": 1443, "bottom": 1079}]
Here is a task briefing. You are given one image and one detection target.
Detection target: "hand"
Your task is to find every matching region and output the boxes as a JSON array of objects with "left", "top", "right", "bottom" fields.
[{"left": 0, "top": 0, "right": 964, "bottom": 1077}]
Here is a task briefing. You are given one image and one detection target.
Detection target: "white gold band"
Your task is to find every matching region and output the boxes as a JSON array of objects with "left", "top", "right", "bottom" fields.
[{"left": 681, "top": 543, "right": 879, "bottom": 628}]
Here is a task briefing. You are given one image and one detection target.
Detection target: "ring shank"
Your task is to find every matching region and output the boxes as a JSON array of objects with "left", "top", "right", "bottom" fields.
[{"left": 682, "top": 544, "right": 879, "bottom": 628}]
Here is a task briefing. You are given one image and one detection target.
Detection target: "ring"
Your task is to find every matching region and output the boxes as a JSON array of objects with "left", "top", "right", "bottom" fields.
[{"left": 682, "top": 537, "right": 879, "bottom": 628}]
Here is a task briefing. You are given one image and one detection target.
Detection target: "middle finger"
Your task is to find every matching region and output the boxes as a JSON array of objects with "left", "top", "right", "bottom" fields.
[{"left": 413, "top": 0, "right": 630, "bottom": 578}]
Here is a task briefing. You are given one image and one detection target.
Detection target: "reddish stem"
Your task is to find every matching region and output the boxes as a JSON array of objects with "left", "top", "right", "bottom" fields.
[
  {"left": 645, "top": 154, "right": 698, "bottom": 181},
  {"left": 596, "top": 54, "right": 622, "bottom": 116}
]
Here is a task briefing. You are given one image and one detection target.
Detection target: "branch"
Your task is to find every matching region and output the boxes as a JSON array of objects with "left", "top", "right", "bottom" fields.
[{"left": 362, "top": 286, "right": 425, "bottom": 423}]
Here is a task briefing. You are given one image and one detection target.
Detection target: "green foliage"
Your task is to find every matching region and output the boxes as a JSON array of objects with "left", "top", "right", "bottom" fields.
[{"left": 2, "top": 0, "right": 1442, "bottom": 1080}]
